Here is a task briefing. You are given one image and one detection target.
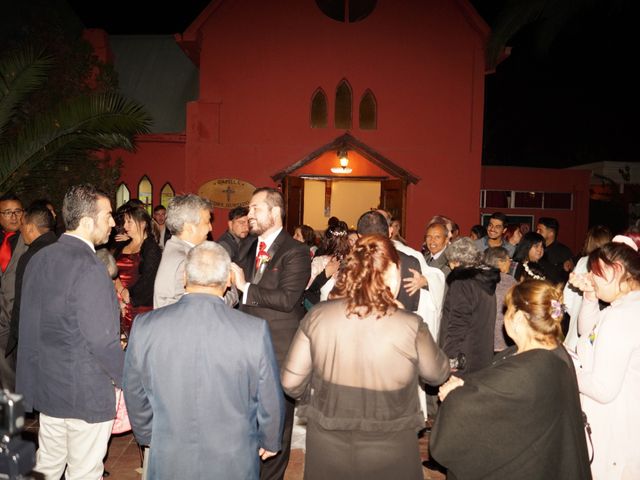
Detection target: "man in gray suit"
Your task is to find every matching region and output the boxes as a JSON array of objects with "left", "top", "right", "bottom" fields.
[
  {"left": 424, "top": 221, "right": 452, "bottom": 277},
  {"left": 153, "top": 194, "right": 237, "bottom": 308},
  {"left": 124, "top": 242, "right": 284, "bottom": 479},
  {"left": 16, "top": 184, "right": 123, "bottom": 479}
]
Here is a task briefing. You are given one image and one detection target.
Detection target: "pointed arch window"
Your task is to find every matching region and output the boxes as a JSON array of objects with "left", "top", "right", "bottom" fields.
[
  {"left": 310, "top": 89, "right": 328, "bottom": 128},
  {"left": 359, "top": 90, "right": 377, "bottom": 130},
  {"left": 116, "top": 183, "right": 130, "bottom": 209},
  {"left": 335, "top": 80, "right": 352, "bottom": 129},
  {"left": 138, "top": 175, "right": 153, "bottom": 214},
  {"left": 160, "top": 183, "right": 175, "bottom": 207}
]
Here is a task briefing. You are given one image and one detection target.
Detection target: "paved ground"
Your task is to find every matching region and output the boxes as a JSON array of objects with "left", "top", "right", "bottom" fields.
[{"left": 22, "top": 415, "right": 446, "bottom": 479}]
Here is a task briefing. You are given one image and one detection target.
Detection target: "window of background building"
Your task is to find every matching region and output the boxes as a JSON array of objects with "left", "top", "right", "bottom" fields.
[
  {"left": 359, "top": 90, "right": 377, "bottom": 129},
  {"left": 514, "top": 191, "right": 544, "bottom": 209},
  {"left": 138, "top": 176, "right": 153, "bottom": 214},
  {"left": 316, "top": 0, "right": 377, "bottom": 23},
  {"left": 335, "top": 80, "right": 352, "bottom": 129},
  {"left": 161, "top": 183, "right": 175, "bottom": 207},
  {"left": 311, "top": 89, "right": 328, "bottom": 128},
  {"left": 116, "top": 183, "right": 130, "bottom": 208}
]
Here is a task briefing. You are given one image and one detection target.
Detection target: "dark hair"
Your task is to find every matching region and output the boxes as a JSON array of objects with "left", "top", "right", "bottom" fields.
[
  {"left": 357, "top": 211, "right": 389, "bottom": 236},
  {"left": 330, "top": 235, "right": 399, "bottom": 318},
  {"left": 253, "top": 187, "right": 284, "bottom": 220},
  {"left": 538, "top": 217, "right": 559, "bottom": 233},
  {"left": 589, "top": 242, "right": 640, "bottom": 283},
  {"left": 582, "top": 225, "right": 612, "bottom": 256},
  {"left": 319, "top": 221, "right": 350, "bottom": 259},
  {"left": 228, "top": 206, "right": 249, "bottom": 221},
  {"left": 451, "top": 223, "right": 460, "bottom": 235},
  {"left": 116, "top": 202, "right": 153, "bottom": 239},
  {"left": 470, "top": 224, "right": 487, "bottom": 239},
  {"left": 24, "top": 204, "right": 56, "bottom": 232},
  {"left": 513, "top": 232, "right": 545, "bottom": 263},
  {"left": 328, "top": 216, "right": 341, "bottom": 228},
  {"left": 503, "top": 224, "right": 521, "bottom": 243},
  {"left": 153, "top": 205, "right": 166, "bottom": 213},
  {"left": 505, "top": 280, "right": 564, "bottom": 344},
  {"left": 62, "top": 184, "right": 109, "bottom": 230},
  {"left": 295, "top": 225, "right": 316, "bottom": 246},
  {"left": 489, "top": 212, "right": 508, "bottom": 226},
  {"left": 0, "top": 193, "right": 21, "bottom": 203},
  {"left": 483, "top": 246, "right": 510, "bottom": 269}
]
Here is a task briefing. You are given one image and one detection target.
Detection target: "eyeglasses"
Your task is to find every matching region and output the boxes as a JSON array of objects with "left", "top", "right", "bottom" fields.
[{"left": 0, "top": 209, "right": 24, "bottom": 218}]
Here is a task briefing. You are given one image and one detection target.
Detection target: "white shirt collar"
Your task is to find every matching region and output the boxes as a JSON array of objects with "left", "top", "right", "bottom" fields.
[
  {"left": 258, "top": 227, "right": 282, "bottom": 252},
  {"left": 64, "top": 232, "right": 96, "bottom": 252}
]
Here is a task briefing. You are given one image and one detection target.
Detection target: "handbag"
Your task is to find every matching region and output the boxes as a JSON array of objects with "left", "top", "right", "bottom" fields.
[{"left": 112, "top": 387, "right": 132, "bottom": 434}]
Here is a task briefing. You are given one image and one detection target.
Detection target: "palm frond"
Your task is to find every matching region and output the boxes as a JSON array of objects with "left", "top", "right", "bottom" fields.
[{"left": 0, "top": 46, "right": 54, "bottom": 136}]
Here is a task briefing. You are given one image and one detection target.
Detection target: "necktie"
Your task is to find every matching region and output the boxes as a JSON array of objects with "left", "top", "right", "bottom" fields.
[
  {"left": 255, "top": 241, "right": 267, "bottom": 270},
  {"left": 0, "top": 231, "right": 16, "bottom": 272}
]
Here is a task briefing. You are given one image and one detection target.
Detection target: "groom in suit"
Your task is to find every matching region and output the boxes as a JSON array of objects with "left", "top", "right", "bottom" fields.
[{"left": 231, "top": 187, "right": 311, "bottom": 480}]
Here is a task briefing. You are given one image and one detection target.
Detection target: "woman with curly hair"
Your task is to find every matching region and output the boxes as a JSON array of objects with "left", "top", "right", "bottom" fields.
[{"left": 281, "top": 235, "right": 450, "bottom": 480}]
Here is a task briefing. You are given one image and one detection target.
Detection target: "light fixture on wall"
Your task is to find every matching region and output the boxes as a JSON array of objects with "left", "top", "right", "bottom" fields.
[{"left": 331, "top": 150, "right": 352, "bottom": 174}]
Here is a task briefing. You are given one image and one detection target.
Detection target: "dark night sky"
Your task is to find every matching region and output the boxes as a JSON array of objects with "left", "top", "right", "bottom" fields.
[{"left": 67, "top": 0, "right": 639, "bottom": 169}]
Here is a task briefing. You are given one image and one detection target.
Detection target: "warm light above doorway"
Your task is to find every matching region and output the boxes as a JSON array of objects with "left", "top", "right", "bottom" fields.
[{"left": 331, "top": 150, "right": 353, "bottom": 174}]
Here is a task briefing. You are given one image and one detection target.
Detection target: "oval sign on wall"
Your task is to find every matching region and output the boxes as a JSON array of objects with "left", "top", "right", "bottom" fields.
[{"left": 198, "top": 179, "right": 256, "bottom": 209}]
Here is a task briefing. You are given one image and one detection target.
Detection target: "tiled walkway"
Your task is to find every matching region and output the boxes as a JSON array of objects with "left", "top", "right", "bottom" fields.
[{"left": 23, "top": 415, "right": 445, "bottom": 479}]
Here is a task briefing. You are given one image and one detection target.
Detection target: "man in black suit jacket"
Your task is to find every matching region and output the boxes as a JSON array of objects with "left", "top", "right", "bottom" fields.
[
  {"left": 5, "top": 204, "right": 58, "bottom": 359},
  {"left": 217, "top": 205, "right": 252, "bottom": 263},
  {"left": 231, "top": 187, "right": 311, "bottom": 480},
  {"left": 16, "top": 184, "right": 123, "bottom": 479}
]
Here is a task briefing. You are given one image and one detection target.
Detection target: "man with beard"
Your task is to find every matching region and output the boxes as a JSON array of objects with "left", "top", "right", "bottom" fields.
[
  {"left": 231, "top": 187, "right": 311, "bottom": 480},
  {"left": 16, "top": 184, "right": 123, "bottom": 479}
]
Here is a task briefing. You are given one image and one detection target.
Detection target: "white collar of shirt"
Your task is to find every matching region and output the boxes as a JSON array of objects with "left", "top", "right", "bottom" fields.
[
  {"left": 257, "top": 227, "right": 282, "bottom": 253},
  {"left": 64, "top": 232, "right": 96, "bottom": 252},
  {"left": 431, "top": 249, "right": 445, "bottom": 260}
]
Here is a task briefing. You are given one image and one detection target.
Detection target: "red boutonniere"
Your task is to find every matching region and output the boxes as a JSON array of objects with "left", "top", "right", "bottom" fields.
[{"left": 257, "top": 251, "right": 271, "bottom": 269}]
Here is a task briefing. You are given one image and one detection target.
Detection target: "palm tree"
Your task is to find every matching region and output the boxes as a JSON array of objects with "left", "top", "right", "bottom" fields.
[{"left": 0, "top": 45, "right": 152, "bottom": 193}]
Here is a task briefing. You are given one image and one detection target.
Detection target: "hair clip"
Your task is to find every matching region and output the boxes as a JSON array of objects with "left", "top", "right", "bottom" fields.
[
  {"left": 550, "top": 299, "right": 566, "bottom": 320},
  {"left": 612, "top": 235, "right": 638, "bottom": 252}
]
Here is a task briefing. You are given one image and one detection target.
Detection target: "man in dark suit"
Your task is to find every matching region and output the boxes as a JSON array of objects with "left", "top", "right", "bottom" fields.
[
  {"left": 231, "top": 187, "right": 311, "bottom": 480},
  {"left": 16, "top": 184, "right": 123, "bottom": 479},
  {"left": 152, "top": 204, "right": 171, "bottom": 249},
  {"left": 5, "top": 203, "right": 58, "bottom": 361},
  {"left": 124, "top": 241, "right": 284, "bottom": 479}
]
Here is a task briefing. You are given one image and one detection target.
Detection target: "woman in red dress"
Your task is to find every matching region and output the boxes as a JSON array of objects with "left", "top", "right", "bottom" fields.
[{"left": 114, "top": 203, "right": 161, "bottom": 336}]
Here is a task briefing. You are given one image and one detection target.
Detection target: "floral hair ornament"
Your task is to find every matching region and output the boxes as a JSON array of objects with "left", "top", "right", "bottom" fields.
[
  {"left": 612, "top": 235, "right": 639, "bottom": 252},
  {"left": 550, "top": 299, "right": 566, "bottom": 320}
]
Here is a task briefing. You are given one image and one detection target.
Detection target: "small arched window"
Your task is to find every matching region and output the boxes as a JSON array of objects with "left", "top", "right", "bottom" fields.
[
  {"left": 310, "top": 89, "right": 328, "bottom": 128},
  {"left": 335, "top": 80, "right": 352, "bottom": 129},
  {"left": 359, "top": 90, "right": 377, "bottom": 129},
  {"left": 116, "top": 183, "right": 130, "bottom": 209},
  {"left": 160, "top": 183, "right": 175, "bottom": 207},
  {"left": 138, "top": 175, "right": 153, "bottom": 214}
]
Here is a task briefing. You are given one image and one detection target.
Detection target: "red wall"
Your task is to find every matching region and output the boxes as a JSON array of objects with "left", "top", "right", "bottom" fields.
[
  {"left": 481, "top": 166, "right": 591, "bottom": 254},
  {"left": 112, "top": 0, "right": 489, "bottom": 248}
]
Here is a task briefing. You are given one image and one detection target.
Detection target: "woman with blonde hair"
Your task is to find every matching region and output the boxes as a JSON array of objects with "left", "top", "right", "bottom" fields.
[
  {"left": 570, "top": 236, "right": 640, "bottom": 479},
  {"left": 430, "top": 280, "right": 591, "bottom": 479},
  {"left": 281, "top": 235, "right": 450, "bottom": 479}
]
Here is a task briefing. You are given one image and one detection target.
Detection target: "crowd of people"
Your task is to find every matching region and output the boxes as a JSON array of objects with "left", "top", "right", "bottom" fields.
[{"left": 0, "top": 186, "right": 639, "bottom": 479}]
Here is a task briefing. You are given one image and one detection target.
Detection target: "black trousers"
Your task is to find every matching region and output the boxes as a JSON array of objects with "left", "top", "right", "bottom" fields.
[{"left": 260, "top": 395, "right": 295, "bottom": 480}]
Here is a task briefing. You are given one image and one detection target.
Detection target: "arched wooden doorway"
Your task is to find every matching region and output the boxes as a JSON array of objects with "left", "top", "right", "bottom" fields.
[{"left": 272, "top": 133, "right": 420, "bottom": 234}]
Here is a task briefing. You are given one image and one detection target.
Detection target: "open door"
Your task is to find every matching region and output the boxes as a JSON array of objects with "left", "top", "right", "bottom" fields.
[
  {"left": 380, "top": 178, "right": 406, "bottom": 227},
  {"left": 283, "top": 175, "right": 304, "bottom": 235}
]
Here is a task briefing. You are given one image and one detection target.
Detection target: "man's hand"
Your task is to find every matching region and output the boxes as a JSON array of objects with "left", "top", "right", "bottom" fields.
[
  {"left": 259, "top": 448, "right": 277, "bottom": 461},
  {"left": 403, "top": 268, "right": 427, "bottom": 296},
  {"left": 230, "top": 263, "right": 247, "bottom": 292}
]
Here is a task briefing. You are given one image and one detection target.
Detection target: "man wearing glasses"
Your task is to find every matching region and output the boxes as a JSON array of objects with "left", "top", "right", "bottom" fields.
[{"left": 0, "top": 192, "right": 26, "bottom": 390}]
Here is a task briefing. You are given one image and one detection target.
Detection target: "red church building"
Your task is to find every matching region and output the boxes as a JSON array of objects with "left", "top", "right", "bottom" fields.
[{"left": 93, "top": 0, "right": 589, "bottom": 251}]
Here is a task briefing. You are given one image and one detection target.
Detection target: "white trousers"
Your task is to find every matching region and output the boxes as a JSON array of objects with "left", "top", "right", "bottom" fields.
[{"left": 36, "top": 412, "right": 113, "bottom": 480}]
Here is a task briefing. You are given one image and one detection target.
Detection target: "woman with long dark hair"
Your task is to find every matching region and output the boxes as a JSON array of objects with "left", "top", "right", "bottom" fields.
[
  {"left": 114, "top": 203, "right": 161, "bottom": 336},
  {"left": 282, "top": 235, "right": 450, "bottom": 479}
]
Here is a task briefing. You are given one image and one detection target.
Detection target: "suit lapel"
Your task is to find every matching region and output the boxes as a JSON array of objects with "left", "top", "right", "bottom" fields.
[
  {"left": 247, "top": 237, "right": 258, "bottom": 282},
  {"left": 253, "top": 230, "right": 286, "bottom": 284}
]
